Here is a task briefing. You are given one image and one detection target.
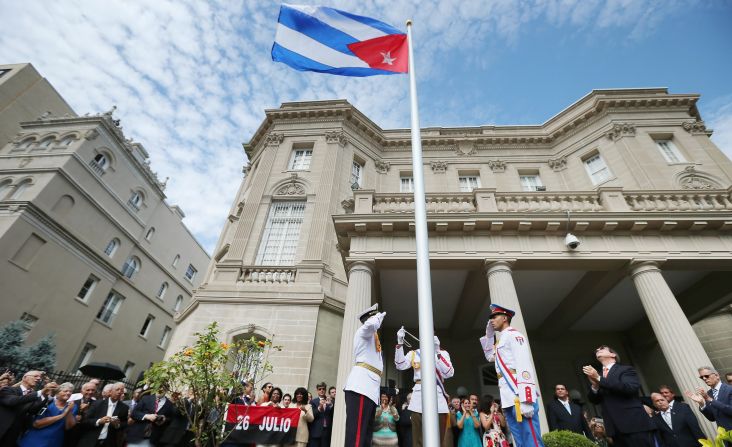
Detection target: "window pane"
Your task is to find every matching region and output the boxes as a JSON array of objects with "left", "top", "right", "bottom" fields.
[
  {"left": 351, "top": 161, "right": 362, "bottom": 186},
  {"left": 520, "top": 175, "right": 542, "bottom": 191},
  {"left": 97, "top": 292, "right": 122, "bottom": 324},
  {"left": 656, "top": 140, "right": 683, "bottom": 163},
  {"left": 459, "top": 176, "right": 480, "bottom": 192},
  {"left": 291, "top": 150, "right": 312, "bottom": 170},
  {"left": 256, "top": 201, "right": 306, "bottom": 265},
  {"left": 400, "top": 177, "right": 414, "bottom": 193}
]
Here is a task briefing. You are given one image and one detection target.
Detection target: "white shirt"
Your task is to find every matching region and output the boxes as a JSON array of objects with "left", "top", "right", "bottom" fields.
[
  {"left": 19, "top": 385, "right": 42, "bottom": 398},
  {"left": 98, "top": 399, "right": 118, "bottom": 440},
  {"left": 558, "top": 398, "right": 571, "bottom": 414},
  {"left": 661, "top": 409, "right": 673, "bottom": 429}
]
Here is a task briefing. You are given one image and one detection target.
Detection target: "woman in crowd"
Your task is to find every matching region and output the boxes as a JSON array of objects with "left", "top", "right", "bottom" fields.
[
  {"left": 18, "top": 382, "right": 77, "bottom": 447},
  {"left": 479, "top": 398, "right": 508, "bottom": 447},
  {"left": 456, "top": 397, "right": 482, "bottom": 447},
  {"left": 260, "top": 387, "right": 283, "bottom": 407},
  {"left": 285, "top": 387, "right": 313, "bottom": 447},
  {"left": 282, "top": 393, "right": 292, "bottom": 408},
  {"left": 373, "top": 392, "right": 400, "bottom": 446},
  {"left": 257, "top": 382, "right": 273, "bottom": 405}
]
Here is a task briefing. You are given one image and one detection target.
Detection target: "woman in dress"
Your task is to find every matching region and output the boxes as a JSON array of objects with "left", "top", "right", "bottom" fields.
[
  {"left": 479, "top": 398, "right": 508, "bottom": 447},
  {"left": 18, "top": 382, "right": 77, "bottom": 447},
  {"left": 456, "top": 397, "right": 482, "bottom": 447},
  {"left": 285, "top": 387, "right": 313, "bottom": 447},
  {"left": 373, "top": 392, "right": 400, "bottom": 446}
]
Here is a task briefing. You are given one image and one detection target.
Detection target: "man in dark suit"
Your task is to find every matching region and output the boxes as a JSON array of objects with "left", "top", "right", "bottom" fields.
[
  {"left": 158, "top": 391, "right": 193, "bottom": 447},
  {"left": 0, "top": 370, "right": 56, "bottom": 447},
  {"left": 547, "top": 384, "right": 592, "bottom": 438},
  {"left": 78, "top": 382, "right": 129, "bottom": 447},
  {"left": 129, "top": 388, "right": 175, "bottom": 446},
  {"left": 650, "top": 392, "right": 705, "bottom": 447},
  {"left": 686, "top": 366, "right": 732, "bottom": 432},
  {"left": 584, "top": 345, "right": 655, "bottom": 447},
  {"left": 308, "top": 382, "right": 333, "bottom": 447}
]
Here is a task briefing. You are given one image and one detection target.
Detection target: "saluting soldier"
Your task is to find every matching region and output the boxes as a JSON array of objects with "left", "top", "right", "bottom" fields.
[
  {"left": 395, "top": 327, "right": 454, "bottom": 447},
  {"left": 480, "top": 304, "right": 544, "bottom": 447},
  {"left": 344, "top": 304, "right": 386, "bottom": 447}
]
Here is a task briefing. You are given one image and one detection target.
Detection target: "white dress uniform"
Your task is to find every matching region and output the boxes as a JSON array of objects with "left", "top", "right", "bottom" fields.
[
  {"left": 344, "top": 310, "right": 385, "bottom": 405},
  {"left": 394, "top": 346, "right": 454, "bottom": 413},
  {"left": 480, "top": 326, "right": 539, "bottom": 409}
]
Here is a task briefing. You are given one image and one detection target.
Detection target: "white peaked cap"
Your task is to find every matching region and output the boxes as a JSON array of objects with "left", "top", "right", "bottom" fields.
[{"left": 357, "top": 303, "right": 379, "bottom": 321}]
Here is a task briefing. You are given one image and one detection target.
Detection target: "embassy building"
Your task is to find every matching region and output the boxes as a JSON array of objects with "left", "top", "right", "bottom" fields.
[{"left": 168, "top": 88, "right": 732, "bottom": 440}]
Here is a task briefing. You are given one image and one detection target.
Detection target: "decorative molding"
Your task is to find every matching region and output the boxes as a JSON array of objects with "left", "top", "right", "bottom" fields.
[
  {"left": 430, "top": 160, "right": 448, "bottom": 173},
  {"left": 548, "top": 156, "right": 567, "bottom": 172},
  {"left": 487, "top": 159, "right": 506, "bottom": 173},
  {"left": 375, "top": 160, "right": 390, "bottom": 174},
  {"left": 84, "top": 129, "right": 99, "bottom": 140},
  {"left": 18, "top": 157, "right": 32, "bottom": 168},
  {"left": 274, "top": 173, "right": 307, "bottom": 196},
  {"left": 454, "top": 140, "right": 476, "bottom": 156},
  {"left": 605, "top": 123, "right": 636, "bottom": 141},
  {"left": 682, "top": 120, "right": 709, "bottom": 135},
  {"left": 341, "top": 198, "right": 354, "bottom": 213},
  {"left": 677, "top": 166, "right": 720, "bottom": 190},
  {"left": 264, "top": 132, "right": 284, "bottom": 147},
  {"left": 325, "top": 130, "right": 347, "bottom": 146}
]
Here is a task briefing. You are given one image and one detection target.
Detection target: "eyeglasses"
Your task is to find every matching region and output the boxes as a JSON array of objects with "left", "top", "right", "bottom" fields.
[{"left": 699, "top": 374, "right": 715, "bottom": 380}]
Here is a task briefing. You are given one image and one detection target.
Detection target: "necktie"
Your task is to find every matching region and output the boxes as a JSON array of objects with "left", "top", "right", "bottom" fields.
[
  {"left": 23, "top": 389, "right": 32, "bottom": 395},
  {"left": 662, "top": 411, "right": 672, "bottom": 429},
  {"left": 602, "top": 367, "right": 609, "bottom": 378},
  {"left": 155, "top": 398, "right": 160, "bottom": 413},
  {"left": 563, "top": 401, "right": 571, "bottom": 415},
  {"left": 711, "top": 388, "right": 718, "bottom": 400}
]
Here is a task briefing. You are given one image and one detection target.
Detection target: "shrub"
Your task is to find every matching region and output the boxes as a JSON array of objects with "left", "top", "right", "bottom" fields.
[{"left": 542, "top": 430, "right": 597, "bottom": 447}]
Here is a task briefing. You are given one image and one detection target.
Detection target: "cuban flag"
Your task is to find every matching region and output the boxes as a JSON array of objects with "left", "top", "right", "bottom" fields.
[{"left": 272, "top": 4, "right": 408, "bottom": 77}]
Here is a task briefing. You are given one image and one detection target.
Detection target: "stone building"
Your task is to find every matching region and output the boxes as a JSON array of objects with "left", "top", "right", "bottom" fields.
[
  {"left": 0, "top": 63, "right": 210, "bottom": 380},
  {"left": 169, "top": 88, "right": 732, "bottom": 440}
]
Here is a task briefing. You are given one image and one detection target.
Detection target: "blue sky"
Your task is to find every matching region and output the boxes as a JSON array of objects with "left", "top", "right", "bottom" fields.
[{"left": 1, "top": 0, "right": 731, "bottom": 252}]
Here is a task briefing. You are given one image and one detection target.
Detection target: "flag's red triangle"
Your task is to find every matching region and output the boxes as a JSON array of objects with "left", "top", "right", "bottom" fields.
[{"left": 347, "top": 34, "right": 408, "bottom": 73}]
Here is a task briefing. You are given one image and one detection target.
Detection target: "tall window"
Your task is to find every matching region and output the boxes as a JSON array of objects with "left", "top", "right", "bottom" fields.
[
  {"left": 520, "top": 174, "right": 543, "bottom": 191},
  {"left": 351, "top": 161, "right": 363, "bottom": 188},
  {"left": 123, "top": 361, "right": 135, "bottom": 379},
  {"left": 139, "top": 314, "right": 155, "bottom": 337},
  {"left": 159, "top": 326, "right": 172, "bottom": 347},
  {"left": 156, "top": 282, "right": 168, "bottom": 300},
  {"left": 184, "top": 264, "right": 197, "bottom": 281},
  {"left": 584, "top": 154, "right": 612, "bottom": 185},
  {"left": 459, "top": 176, "right": 480, "bottom": 192},
  {"left": 0, "top": 180, "right": 13, "bottom": 199},
  {"left": 173, "top": 295, "right": 183, "bottom": 312},
  {"left": 656, "top": 140, "right": 685, "bottom": 163},
  {"left": 255, "top": 201, "right": 306, "bottom": 265},
  {"left": 104, "top": 238, "right": 119, "bottom": 257},
  {"left": 76, "top": 275, "right": 99, "bottom": 302},
  {"left": 19, "top": 139, "right": 34, "bottom": 149},
  {"left": 290, "top": 149, "right": 312, "bottom": 170},
  {"left": 128, "top": 191, "right": 143, "bottom": 211},
  {"left": 400, "top": 176, "right": 414, "bottom": 193},
  {"left": 60, "top": 136, "right": 75, "bottom": 146},
  {"left": 10, "top": 179, "right": 31, "bottom": 199},
  {"left": 121, "top": 257, "right": 140, "bottom": 279},
  {"left": 39, "top": 138, "right": 54, "bottom": 148},
  {"left": 74, "top": 343, "right": 96, "bottom": 372},
  {"left": 96, "top": 291, "right": 123, "bottom": 324},
  {"left": 145, "top": 227, "right": 155, "bottom": 241},
  {"left": 90, "top": 153, "right": 109, "bottom": 175},
  {"left": 172, "top": 254, "right": 180, "bottom": 268}
]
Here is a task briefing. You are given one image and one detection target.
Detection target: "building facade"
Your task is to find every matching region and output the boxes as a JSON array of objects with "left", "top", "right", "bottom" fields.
[
  {"left": 0, "top": 63, "right": 210, "bottom": 381},
  {"left": 170, "top": 88, "right": 732, "bottom": 441}
]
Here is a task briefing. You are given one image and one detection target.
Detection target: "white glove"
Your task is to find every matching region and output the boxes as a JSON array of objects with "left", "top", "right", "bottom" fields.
[
  {"left": 434, "top": 336, "right": 440, "bottom": 355},
  {"left": 520, "top": 402, "right": 534, "bottom": 419},
  {"left": 485, "top": 321, "right": 495, "bottom": 340},
  {"left": 397, "top": 326, "right": 405, "bottom": 345}
]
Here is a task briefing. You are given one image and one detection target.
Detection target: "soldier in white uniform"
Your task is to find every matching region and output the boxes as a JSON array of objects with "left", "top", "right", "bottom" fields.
[
  {"left": 480, "top": 304, "right": 544, "bottom": 447},
  {"left": 344, "top": 304, "right": 386, "bottom": 447},
  {"left": 395, "top": 327, "right": 454, "bottom": 447}
]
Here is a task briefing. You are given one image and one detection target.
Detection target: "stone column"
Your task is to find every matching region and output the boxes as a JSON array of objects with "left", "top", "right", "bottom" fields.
[
  {"left": 630, "top": 260, "right": 716, "bottom": 438},
  {"left": 484, "top": 260, "right": 549, "bottom": 433},
  {"left": 331, "top": 259, "right": 375, "bottom": 446}
]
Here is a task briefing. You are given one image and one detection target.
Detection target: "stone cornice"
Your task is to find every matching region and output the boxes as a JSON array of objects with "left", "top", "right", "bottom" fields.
[{"left": 243, "top": 89, "right": 702, "bottom": 160}]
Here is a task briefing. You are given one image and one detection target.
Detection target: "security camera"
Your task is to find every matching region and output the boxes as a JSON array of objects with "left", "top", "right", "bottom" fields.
[{"left": 564, "top": 233, "right": 580, "bottom": 250}]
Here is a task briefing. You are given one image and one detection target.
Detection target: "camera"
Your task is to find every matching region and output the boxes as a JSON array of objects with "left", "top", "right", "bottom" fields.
[{"left": 564, "top": 233, "right": 580, "bottom": 250}]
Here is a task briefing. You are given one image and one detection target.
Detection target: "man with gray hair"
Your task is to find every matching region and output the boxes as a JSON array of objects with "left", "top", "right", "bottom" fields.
[
  {"left": 78, "top": 382, "right": 129, "bottom": 447},
  {"left": 0, "top": 370, "right": 57, "bottom": 447},
  {"left": 684, "top": 366, "right": 732, "bottom": 433}
]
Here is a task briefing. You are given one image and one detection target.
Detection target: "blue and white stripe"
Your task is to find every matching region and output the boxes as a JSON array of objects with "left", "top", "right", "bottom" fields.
[{"left": 272, "top": 4, "right": 402, "bottom": 76}]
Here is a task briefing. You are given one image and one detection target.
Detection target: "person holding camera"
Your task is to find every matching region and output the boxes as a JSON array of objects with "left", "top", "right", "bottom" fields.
[
  {"left": 77, "top": 382, "right": 128, "bottom": 447},
  {"left": 129, "top": 387, "right": 174, "bottom": 446},
  {"left": 0, "top": 370, "right": 57, "bottom": 447}
]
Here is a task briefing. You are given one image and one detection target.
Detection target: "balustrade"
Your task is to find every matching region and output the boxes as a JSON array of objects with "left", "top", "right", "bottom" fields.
[{"left": 240, "top": 267, "right": 297, "bottom": 284}]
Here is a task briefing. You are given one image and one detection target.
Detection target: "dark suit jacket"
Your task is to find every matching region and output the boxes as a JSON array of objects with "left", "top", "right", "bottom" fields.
[
  {"left": 129, "top": 394, "right": 175, "bottom": 443},
  {"left": 308, "top": 397, "right": 333, "bottom": 439},
  {"left": 652, "top": 402, "right": 705, "bottom": 447},
  {"left": 77, "top": 398, "right": 129, "bottom": 447},
  {"left": 0, "top": 386, "right": 47, "bottom": 447},
  {"left": 701, "top": 383, "right": 732, "bottom": 430},
  {"left": 587, "top": 363, "right": 654, "bottom": 437},
  {"left": 547, "top": 398, "right": 592, "bottom": 437},
  {"left": 158, "top": 398, "right": 193, "bottom": 446}
]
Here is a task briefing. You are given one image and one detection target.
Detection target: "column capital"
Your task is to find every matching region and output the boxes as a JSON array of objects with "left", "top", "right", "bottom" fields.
[
  {"left": 483, "top": 259, "right": 516, "bottom": 276},
  {"left": 345, "top": 258, "right": 375, "bottom": 276},
  {"left": 629, "top": 258, "right": 667, "bottom": 277}
]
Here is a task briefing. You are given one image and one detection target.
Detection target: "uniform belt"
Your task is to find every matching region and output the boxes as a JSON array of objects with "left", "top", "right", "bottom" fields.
[
  {"left": 496, "top": 369, "right": 517, "bottom": 380},
  {"left": 414, "top": 380, "right": 421, "bottom": 384},
  {"left": 356, "top": 362, "right": 382, "bottom": 376}
]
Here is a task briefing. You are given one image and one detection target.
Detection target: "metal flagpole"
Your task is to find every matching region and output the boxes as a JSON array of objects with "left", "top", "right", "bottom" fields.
[{"left": 405, "top": 19, "right": 440, "bottom": 447}]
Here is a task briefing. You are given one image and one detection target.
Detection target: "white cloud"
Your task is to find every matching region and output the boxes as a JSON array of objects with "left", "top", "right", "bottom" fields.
[
  {"left": 708, "top": 97, "right": 732, "bottom": 162},
  {"left": 0, "top": 0, "right": 705, "bottom": 252}
]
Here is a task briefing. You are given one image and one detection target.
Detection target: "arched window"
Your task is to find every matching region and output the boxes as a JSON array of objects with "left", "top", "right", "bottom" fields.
[
  {"left": 128, "top": 191, "right": 144, "bottom": 211},
  {"left": 39, "top": 138, "right": 55, "bottom": 148},
  {"left": 121, "top": 256, "right": 140, "bottom": 279},
  {"left": 104, "top": 238, "right": 120, "bottom": 257},
  {"left": 90, "top": 153, "right": 109, "bottom": 175},
  {"left": 0, "top": 179, "right": 12, "bottom": 199},
  {"left": 10, "top": 179, "right": 32, "bottom": 199},
  {"left": 173, "top": 295, "right": 183, "bottom": 312},
  {"left": 19, "top": 139, "right": 35, "bottom": 149},
  {"left": 60, "top": 135, "right": 75, "bottom": 146},
  {"left": 172, "top": 254, "right": 180, "bottom": 268},
  {"left": 156, "top": 282, "right": 168, "bottom": 300},
  {"left": 52, "top": 195, "right": 75, "bottom": 216},
  {"left": 145, "top": 227, "right": 155, "bottom": 241}
]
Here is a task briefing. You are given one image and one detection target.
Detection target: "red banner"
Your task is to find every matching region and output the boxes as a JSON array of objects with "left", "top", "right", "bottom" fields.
[{"left": 224, "top": 405, "right": 300, "bottom": 444}]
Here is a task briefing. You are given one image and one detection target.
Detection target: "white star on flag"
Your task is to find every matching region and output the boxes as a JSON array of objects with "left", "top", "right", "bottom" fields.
[{"left": 380, "top": 51, "right": 396, "bottom": 65}]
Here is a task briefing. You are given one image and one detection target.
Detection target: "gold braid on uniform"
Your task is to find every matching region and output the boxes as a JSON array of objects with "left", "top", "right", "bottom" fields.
[{"left": 410, "top": 350, "right": 420, "bottom": 370}]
